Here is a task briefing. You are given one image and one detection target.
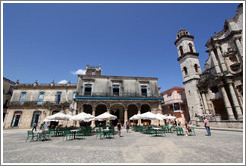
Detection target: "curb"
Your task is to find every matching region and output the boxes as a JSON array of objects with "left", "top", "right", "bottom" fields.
[{"left": 195, "top": 127, "right": 243, "bottom": 132}]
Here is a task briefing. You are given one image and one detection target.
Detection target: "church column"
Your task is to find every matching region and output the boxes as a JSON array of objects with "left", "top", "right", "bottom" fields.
[
  {"left": 201, "top": 92, "right": 209, "bottom": 114},
  {"left": 138, "top": 109, "right": 141, "bottom": 125},
  {"left": 218, "top": 83, "right": 235, "bottom": 120},
  {"left": 209, "top": 49, "right": 221, "bottom": 75},
  {"left": 227, "top": 80, "right": 243, "bottom": 120},
  {"left": 124, "top": 109, "right": 128, "bottom": 127},
  {"left": 233, "top": 36, "right": 243, "bottom": 58},
  {"left": 91, "top": 107, "right": 96, "bottom": 128},
  {"left": 215, "top": 44, "right": 227, "bottom": 72}
]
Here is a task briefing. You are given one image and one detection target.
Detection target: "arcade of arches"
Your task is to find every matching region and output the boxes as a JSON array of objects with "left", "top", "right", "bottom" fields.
[{"left": 74, "top": 100, "right": 161, "bottom": 127}]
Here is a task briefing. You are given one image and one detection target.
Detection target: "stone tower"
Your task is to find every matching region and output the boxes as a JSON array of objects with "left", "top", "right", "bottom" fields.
[{"left": 174, "top": 29, "right": 204, "bottom": 123}]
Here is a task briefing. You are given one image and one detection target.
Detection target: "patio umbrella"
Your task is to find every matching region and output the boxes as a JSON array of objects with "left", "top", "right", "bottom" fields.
[
  {"left": 70, "top": 112, "right": 95, "bottom": 122},
  {"left": 166, "top": 115, "right": 176, "bottom": 120},
  {"left": 94, "top": 112, "right": 117, "bottom": 121},
  {"left": 156, "top": 113, "right": 168, "bottom": 120},
  {"left": 129, "top": 114, "right": 141, "bottom": 120},
  {"left": 138, "top": 112, "right": 163, "bottom": 121},
  {"left": 44, "top": 113, "right": 72, "bottom": 121}
]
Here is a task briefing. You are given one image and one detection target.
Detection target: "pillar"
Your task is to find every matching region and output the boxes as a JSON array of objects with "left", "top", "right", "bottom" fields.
[
  {"left": 215, "top": 44, "right": 227, "bottom": 72},
  {"left": 234, "top": 36, "right": 243, "bottom": 58},
  {"left": 138, "top": 109, "right": 141, "bottom": 125},
  {"left": 209, "top": 49, "right": 221, "bottom": 75},
  {"left": 218, "top": 83, "right": 235, "bottom": 120},
  {"left": 91, "top": 108, "right": 96, "bottom": 128},
  {"left": 201, "top": 93, "right": 209, "bottom": 114},
  {"left": 227, "top": 80, "right": 243, "bottom": 120},
  {"left": 124, "top": 109, "right": 128, "bottom": 127}
]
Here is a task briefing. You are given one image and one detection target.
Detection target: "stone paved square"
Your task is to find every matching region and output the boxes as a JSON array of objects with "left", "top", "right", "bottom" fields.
[{"left": 2, "top": 128, "right": 244, "bottom": 164}]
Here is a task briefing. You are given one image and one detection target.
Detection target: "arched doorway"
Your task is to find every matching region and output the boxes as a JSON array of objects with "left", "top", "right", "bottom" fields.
[
  {"left": 110, "top": 104, "right": 124, "bottom": 126},
  {"left": 141, "top": 104, "right": 151, "bottom": 125},
  {"left": 95, "top": 104, "right": 107, "bottom": 127},
  {"left": 128, "top": 104, "right": 138, "bottom": 125},
  {"left": 82, "top": 104, "right": 93, "bottom": 127}
]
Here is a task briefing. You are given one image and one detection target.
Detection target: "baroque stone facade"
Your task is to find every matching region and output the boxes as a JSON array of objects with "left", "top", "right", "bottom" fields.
[
  {"left": 175, "top": 4, "right": 243, "bottom": 128},
  {"left": 4, "top": 65, "right": 163, "bottom": 129}
]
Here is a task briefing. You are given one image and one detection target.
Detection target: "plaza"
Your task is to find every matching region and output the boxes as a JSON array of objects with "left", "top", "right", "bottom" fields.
[{"left": 2, "top": 128, "right": 244, "bottom": 164}]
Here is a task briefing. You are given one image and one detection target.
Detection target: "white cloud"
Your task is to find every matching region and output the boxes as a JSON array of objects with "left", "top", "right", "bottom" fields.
[
  {"left": 71, "top": 69, "right": 86, "bottom": 75},
  {"left": 58, "top": 80, "right": 68, "bottom": 84}
]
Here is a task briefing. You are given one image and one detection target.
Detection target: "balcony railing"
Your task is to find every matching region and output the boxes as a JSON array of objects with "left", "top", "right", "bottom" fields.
[
  {"left": 76, "top": 92, "right": 162, "bottom": 98},
  {"left": 8, "top": 100, "right": 73, "bottom": 107}
]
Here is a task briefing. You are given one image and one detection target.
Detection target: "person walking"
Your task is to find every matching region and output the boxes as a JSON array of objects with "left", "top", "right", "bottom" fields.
[
  {"left": 204, "top": 117, "right": 211, "bottom": 136},
  {"left": 126, "top": 121, "right": 130, "bottom": 133},
  {"left": 32, "top": 123, "right": 37, "bottom": 132},
  {"left": 117, "top": 120, "right": 122, "bottom": 137}
]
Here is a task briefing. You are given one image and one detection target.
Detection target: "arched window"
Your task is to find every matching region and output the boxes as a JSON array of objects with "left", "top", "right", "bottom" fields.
[
  {"left": 194, "top": 64, "right": 198, "bottom": 73},
  {"left": 19, "top": 92, "right": 26, "bottom": 104},
  {"left": 37, "top": 92, "right": 45, "bottom": 105},
  {"left": 55, "top": 92, "right": 62, "bottom": 104},
  {"left": 183, "top": 67, "right": 188, "bottom": 75},
  {"left": 189, "top": 43, "right": 193, "bottom": 53},
  {"left": 179, "top": 46, "right": 183, "bottom": 56}
]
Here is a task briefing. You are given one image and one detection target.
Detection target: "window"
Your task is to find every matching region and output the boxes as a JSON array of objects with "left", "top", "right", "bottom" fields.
[
  {"left": 189, "top": 43, "right": 193, "bottom": 53},
  {"left": 173, "top": 103, "right": 180, "bottom": 111},
  {"left": 84, "top": 84, "right": 92, "bottom": 96},
  {"left": 113, "top": 85, "right": 120, "bottom": 96},
  {"left": 19, "top": 92, "right": 26, "bottom": 104},
  {"left": 11, "top": 111, "right": 22, "bottom": 127},
  {"left": 72, "top": 92, "right": 76, "bottom": 99},
  {"left": 37, "top": 92, "right": 45, "bottom": 105},
  {"left": 179, "top": 46, "right": 183, "bottom": 56},
  {"left": 55, "top": 92, "right": 62, "bottom": 104},
  {"left": 31, "top": 111, "right": 41, "bottom": 127},
  {"left": 141, "top": 86, "right": 148, "bottom": 97},
  {"left": 179, "top": 93, "right": 183, "bottom": 99},
  {"left": 194, "top": 64, "right": 198, "bottom": 73},
  {"left": 183, "top": 67, "right": 188, "bottom": 75}
]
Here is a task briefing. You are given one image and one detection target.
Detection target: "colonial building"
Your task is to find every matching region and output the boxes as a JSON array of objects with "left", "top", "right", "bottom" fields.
[
  {"left": 3, "top": 77, "right": 15, "bottom": 124},
  {"left": 4, "top": 65, "right": 163, "bottom": 129},
  {"left": 4, "top": 80, "right": 76, "bottom": 129},
  {"left": 175, "top": 4, "right": 243, "bottom": 128},
  {"left": 161, "top": 87, "right": 189, "bottom": 124}
]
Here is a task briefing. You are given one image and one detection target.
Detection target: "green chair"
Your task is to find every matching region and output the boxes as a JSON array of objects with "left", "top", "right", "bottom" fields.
[
  {"left": 63, "top": 130, "right": 73, "bottom": 141},
  {"left": 76, "top": 130, "right": 85, "bottom": 139},
  {"left": 96, "top": 129, "right": 104, "bottom": 139},
  {"left": 176, "top": 127, "right": 184, "bottom": 135},
  {"left": 189, "top": 126, "right": 196, "bottom": 136},
  {"left": 39, "top": 131, "right": 51, "bottom": 141},
  {"left": 26, "top": 131, "right": 38, "bottom": 142}
]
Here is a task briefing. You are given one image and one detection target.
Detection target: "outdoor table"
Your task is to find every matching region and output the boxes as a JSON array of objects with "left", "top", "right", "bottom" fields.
[
  {"left": 70, "top": 129, "right": 80, "bottom": 139},
  {"left": 152, "top": 127, "right": 162, "bottom": 136}
]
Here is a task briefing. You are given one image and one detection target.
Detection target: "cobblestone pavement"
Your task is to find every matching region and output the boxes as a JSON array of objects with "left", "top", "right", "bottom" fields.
[{"left": 2, "top": 128, "right": 244, "bottom": 164}]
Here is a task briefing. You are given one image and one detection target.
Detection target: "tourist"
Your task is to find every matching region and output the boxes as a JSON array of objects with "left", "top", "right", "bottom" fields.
[
  {"left": 32, "top": 123, "right": 37, "bottom": 132},
  {"left": 185, "top": 123, "right": 191, "bottom": 136},
  {"left": 40, "top": 122, "right": 44, "bottom": 130},
  {"left": 126, "top": 121, "right": 130, "bottom": 133},
  {"left": 43, "top": 122, "right": 48, "bottom": 131},
  {"left": 117, "top": 120, "right": 122, "bottom": 137},
  {"left": 178, "top": 120, "right": 181, "bottom": 126},
  {"left": 204, "top": 117, "right": 211, "bottom": 136}
]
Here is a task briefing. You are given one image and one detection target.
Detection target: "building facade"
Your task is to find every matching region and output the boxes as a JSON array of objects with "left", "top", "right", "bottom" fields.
[
  {"left": 3, "top": 77, "right": 15, "bottom": 124},
  {"left": 4, "top": 80, "right": 76, "bottom": 129},
  {"left": 175, "top": 4, "right": 243, "bottom": 128},
  {"left": 4, "top": 65, "right": 163, "bottom": 129},
  {"left": 161, "top": 87, "right": 189, "bottom": 124}
]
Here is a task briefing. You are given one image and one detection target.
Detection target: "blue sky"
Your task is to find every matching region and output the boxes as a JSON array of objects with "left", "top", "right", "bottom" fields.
[{"left": 3, "top": 2, "right": 240, "bottom": 91}]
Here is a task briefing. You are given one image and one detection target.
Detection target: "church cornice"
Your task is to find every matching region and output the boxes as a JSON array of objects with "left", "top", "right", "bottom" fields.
[{"left": 177, "top": 52, "right": 199, "bottom": 61}]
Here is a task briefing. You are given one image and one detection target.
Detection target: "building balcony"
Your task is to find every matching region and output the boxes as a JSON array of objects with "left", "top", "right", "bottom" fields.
[
  {"left": 8, "top": 100, "right": 73, "bottom": 108},
  {"left": 75, "top": 92, "right": 163, "bottom": 100},
  {"left": 162, "top": 99, "right": 187, "bottom": 105}
]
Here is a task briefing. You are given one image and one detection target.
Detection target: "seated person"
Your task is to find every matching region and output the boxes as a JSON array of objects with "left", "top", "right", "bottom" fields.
[{"left": 185, "top": 124, "right": 192, "bottom": 136}]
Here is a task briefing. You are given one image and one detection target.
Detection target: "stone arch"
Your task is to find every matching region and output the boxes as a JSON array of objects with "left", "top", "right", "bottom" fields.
[
  {"left": 83, "top": 104, "right": 93, "bottom": 114},
  {"left": 128, "top": 104, "right": 138, "bottom": 120},
  {"left": 110, "top": 103, "right": 125, "bottom": 126},
  {"left": 95, "top": 104, "right": 107, "bottom": 116}
]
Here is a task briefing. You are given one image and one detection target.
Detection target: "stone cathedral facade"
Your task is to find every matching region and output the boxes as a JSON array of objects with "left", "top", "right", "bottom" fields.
[{"left": 175, "top": 4, "right": 243, "bottom": 128}]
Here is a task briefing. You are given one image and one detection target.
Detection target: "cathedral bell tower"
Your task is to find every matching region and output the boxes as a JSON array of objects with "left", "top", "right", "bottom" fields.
[{"left": 174, "top": 29, "right": 204, "bottom": 123}]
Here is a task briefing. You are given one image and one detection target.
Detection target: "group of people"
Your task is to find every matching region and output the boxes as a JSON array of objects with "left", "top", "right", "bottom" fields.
[{"left": 32, "top": 121, "right": 48, "bottom": 132}]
